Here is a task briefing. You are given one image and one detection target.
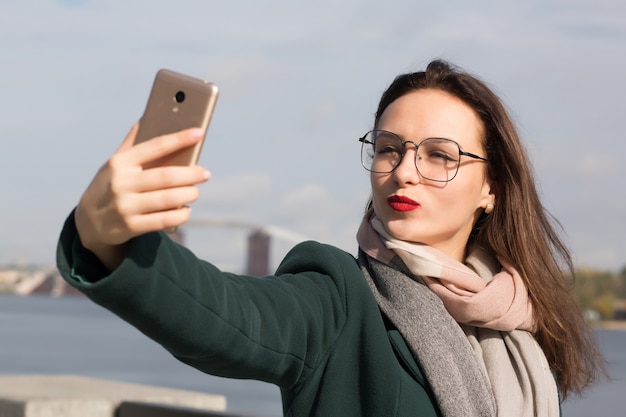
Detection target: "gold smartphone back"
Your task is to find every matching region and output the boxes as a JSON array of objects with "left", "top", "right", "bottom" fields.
[{"left": 135, "top": 69, "right": 219, "bottom": 168}]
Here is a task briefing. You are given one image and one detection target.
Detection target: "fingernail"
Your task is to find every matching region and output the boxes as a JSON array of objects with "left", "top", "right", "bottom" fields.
[
  {"left": 203, "top": 169, "right": 211, "bottom": 180},
  {"left": 189, "top": 128, "right": 204, "bottom": 139}
]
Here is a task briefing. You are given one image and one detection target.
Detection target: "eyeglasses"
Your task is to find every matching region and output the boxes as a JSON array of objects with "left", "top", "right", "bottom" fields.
[{"left": 359, "top": 130, "right": 488, "bottom": 182}]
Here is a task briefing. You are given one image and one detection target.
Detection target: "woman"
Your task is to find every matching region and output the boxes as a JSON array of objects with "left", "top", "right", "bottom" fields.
[{"left": 57, "top": 60, "right": 604, "bottom": 416}]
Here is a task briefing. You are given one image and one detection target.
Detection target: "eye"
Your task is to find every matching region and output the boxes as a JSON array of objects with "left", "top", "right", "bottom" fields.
[
  {"left": 419, "top": 139, "right": 459, "bottom": 163},
  {"left": 427, "top": 149, "right": 456, "bottom": 161},
  {"left": 376, "top": 144, "right": 402, "bottom": 155},
  {"left": 373, "top": 134, "right": 403, "bottom": 156}
]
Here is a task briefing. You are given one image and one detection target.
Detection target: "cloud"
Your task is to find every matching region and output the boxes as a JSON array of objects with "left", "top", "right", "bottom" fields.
[
  {"left": 2, "top": 0, "right": 626, "bottom": 273},
  {"left": 532, "top": 140, "right": 624, "bottom": 183},
  {"left": 269, "top": 183, "right": 367, "bottom": 251},
  {"left": 579, "top": 153, "right": 621, "bottom": 177},
  {"left": 197, "top": 171, "right": 273, "bottom": 212}
]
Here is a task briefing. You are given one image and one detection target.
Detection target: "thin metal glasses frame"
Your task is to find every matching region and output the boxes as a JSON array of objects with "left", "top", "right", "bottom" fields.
[{"left": 358, "top": 129, "right": 488, "bottom": 182}]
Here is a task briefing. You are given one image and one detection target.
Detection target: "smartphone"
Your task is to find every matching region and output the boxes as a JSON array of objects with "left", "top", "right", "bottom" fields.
[{"left": 134, "top": 69, "right": 219, "bottom": 168}]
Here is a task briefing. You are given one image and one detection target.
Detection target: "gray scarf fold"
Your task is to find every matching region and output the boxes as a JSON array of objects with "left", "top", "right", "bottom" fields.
[{"left": 359, "top": 252, "right": 497, "bottom": 417}]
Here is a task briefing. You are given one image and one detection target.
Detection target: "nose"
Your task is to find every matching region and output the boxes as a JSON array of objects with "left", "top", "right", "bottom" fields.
[{"left": 392, "top": 143, "right": 421, "bottom": 185}]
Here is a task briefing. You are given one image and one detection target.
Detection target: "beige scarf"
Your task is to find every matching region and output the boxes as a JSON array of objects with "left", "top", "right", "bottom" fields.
[{"left": 358, "top": 211, "right": 560, "bottom": 417}]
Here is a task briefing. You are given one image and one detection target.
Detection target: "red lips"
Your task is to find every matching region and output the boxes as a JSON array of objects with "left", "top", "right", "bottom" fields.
[{"left": 387, "top": 195, "right": 420, "bottom": 212}]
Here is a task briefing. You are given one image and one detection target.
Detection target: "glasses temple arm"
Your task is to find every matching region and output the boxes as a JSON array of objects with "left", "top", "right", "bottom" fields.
[{"left": 460, "top": 150, "right": 488, "bottom": 162}]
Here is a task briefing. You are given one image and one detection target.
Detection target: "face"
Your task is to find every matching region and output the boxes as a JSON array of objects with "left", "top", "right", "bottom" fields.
[{"left": 370, "top": 88, "right": 495, "bottom": 261}]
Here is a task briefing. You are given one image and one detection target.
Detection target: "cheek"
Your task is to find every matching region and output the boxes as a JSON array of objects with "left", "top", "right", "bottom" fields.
[
  {"left": 369, "top": 173, "right": 383, "bottom": 196},
  {"left": 435, "top": 178, "right": 478, "bottom": 208},
  {"left": 443, "top": 178, "right": 488, "bottom": 215},
  {"left": 369, "top": 174, "right": 388, "bottom": 212}
]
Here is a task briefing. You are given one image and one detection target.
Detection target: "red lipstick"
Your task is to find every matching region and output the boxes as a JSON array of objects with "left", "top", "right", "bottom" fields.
[{"left": 387, "top": 195, "right": 420, "bottom": 212}]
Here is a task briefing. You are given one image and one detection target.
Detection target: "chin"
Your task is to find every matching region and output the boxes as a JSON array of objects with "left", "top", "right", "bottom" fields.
[{"left": 383, "top": 220, "right": 422, "bottom": 243}]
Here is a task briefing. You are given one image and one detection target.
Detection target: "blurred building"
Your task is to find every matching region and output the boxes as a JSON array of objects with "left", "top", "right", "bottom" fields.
[{"left": 246, "top": 230, "right": 270, "bottom": 277}]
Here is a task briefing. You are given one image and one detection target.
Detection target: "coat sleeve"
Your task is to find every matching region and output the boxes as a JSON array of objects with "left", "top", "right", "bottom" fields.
[{"left": 56, "top": 211, "right": 358, "bottom": 389}]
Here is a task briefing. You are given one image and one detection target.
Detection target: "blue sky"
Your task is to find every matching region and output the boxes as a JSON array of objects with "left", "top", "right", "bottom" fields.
[{"left": 1, "top": 0, "right": 625, "bottom": 272}]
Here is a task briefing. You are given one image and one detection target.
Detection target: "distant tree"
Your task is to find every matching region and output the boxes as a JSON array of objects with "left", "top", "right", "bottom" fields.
[
  {"left": 591, "top": 293, "right": 615, "bottom": 319},
  {"left": 571, "top": 267, "right": 626, "bottom": 315},
  {"left": 617, "top": 266, "right": 626, "bottom": 298}
]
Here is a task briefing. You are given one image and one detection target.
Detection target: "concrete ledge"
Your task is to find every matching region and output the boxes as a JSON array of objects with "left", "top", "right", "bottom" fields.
[
  {"left": 118, "top": 401, "right": 254, "bottom": 416},
  {"left": 0, "top": 375, "right": 227, "bottom": 417}
]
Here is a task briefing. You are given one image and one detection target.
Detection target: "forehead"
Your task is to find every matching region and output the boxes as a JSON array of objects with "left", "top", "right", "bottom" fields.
[{"left": 376, "top": 89, "right": 485, "bottom": 148}]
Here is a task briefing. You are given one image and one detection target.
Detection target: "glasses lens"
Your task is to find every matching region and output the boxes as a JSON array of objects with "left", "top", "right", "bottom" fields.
[
  {"left": 416, "top": 138, "right": 461, "bottom": 182},
  {"left": 360, "top": 132, "right": 462, "bottom": 182},
  {"left": 361, "top": 131, "right": 403, "bottom": 173}
]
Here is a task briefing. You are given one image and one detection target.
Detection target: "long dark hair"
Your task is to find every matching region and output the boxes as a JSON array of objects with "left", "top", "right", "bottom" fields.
[{"left": 373, "top": 59, "right": 605, "bottom": 398}]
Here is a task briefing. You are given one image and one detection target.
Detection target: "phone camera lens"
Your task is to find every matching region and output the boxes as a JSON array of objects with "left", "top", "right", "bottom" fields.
[{"left": 174, "top": 91, "right": 186, "bottom": 103}]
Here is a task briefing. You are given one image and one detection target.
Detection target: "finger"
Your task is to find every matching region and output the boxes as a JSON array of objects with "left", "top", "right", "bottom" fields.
[
  {"left": 137, "top": 165, "right": 211, "bottom": 192},
  {"left": 126, "top": 206, "right": 194, "bottom": 233},
  {"left": 116, "top": 123, "right": 140, "bottom": 153},
  {"left": 127, "top": 128, "right": 204, "bottom": 166},
  {"left": 126, "top": 186, "right": 202, "bottom": 215}
]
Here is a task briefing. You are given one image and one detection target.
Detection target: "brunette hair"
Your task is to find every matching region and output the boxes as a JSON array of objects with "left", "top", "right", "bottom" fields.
[{"left": 373, "top": 59, "right": 605, "bottom": 398}]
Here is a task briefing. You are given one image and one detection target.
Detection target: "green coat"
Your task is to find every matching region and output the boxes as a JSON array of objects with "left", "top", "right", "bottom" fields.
[{"left": 57, "top": 213, "right": 442, "bottom": 417}]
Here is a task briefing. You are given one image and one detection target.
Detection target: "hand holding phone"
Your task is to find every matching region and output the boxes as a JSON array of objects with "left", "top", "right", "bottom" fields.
[{"left": 74, "top": 70, "right": 219, "bottom": 268}]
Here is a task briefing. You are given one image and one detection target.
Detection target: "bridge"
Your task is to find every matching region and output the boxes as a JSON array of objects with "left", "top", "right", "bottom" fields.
[{"left": 181, "top": 218, "right": 311, "bottom": 277}]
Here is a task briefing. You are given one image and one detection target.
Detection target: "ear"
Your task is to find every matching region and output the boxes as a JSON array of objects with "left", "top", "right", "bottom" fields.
[{"left": 479, "top": 180, "right": 496, "bottom": 214}]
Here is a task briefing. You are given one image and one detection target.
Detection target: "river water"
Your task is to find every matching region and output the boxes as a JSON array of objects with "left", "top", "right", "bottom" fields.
[{"left": 0, "top": 295, "right": 623, "bottom": 416}]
